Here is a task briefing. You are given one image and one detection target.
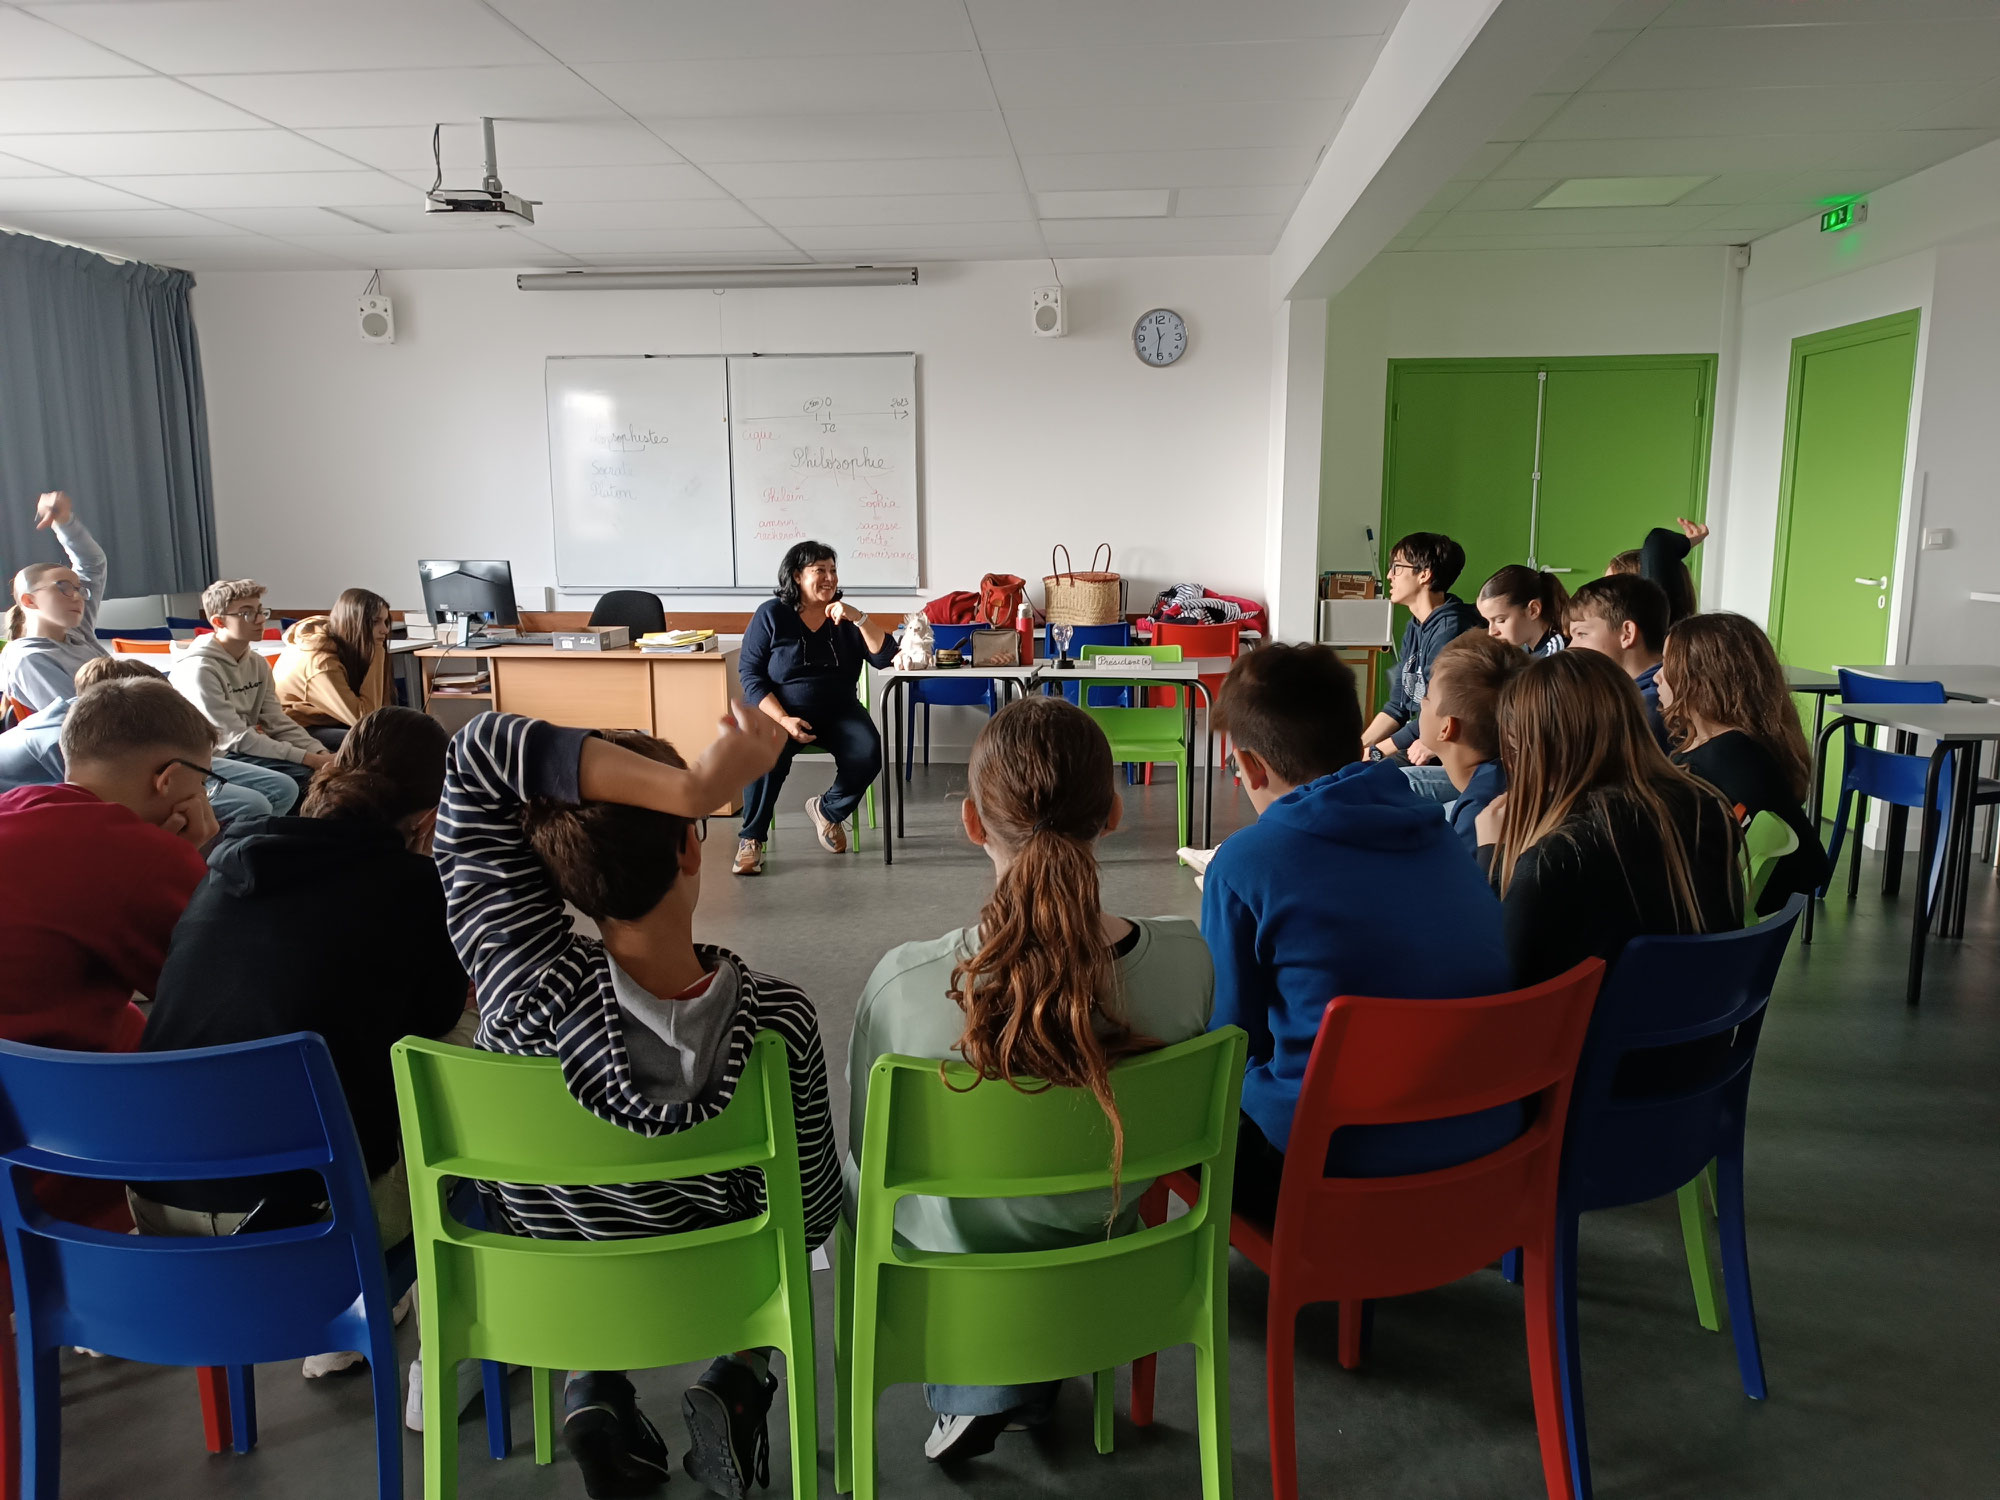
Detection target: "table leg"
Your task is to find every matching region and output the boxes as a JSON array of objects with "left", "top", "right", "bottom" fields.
[
  {"left": 1193, "top": 681, "right": 1216, "bottom": 848},
  {"left": 1946, "top": 741, "right": 1977, "bottom": 939},
  {"left": 878, "top": 681, "right": 896, "bottom": 866},
  {"left": 895, "top": 682, "right": 907, "bottom": 839},
  {"left": 1908, "top": 746, "right": 1949, "bottom": 1007},
  {"left": 1883, "top": 730, "right": 1912, "bottom": 897},
  {"left": 1804, "top": 716, "right": 1846, "bottom": 945}
]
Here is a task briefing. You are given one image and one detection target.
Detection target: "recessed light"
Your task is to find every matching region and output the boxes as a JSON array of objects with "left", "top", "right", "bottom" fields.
[
  {"left": 1533, "top": 176, "right": 1712, "bottom": 209},
  {"left": 1036, "top": 189, "right": 1172, "bottom": 219}
]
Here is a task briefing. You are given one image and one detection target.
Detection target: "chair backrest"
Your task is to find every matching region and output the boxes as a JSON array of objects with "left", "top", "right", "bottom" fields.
[
  {"left": 1271, "top": 963, "right": 1603, "bottom": 1296},
  {"left": 392, "top": 1031, "right": 808, "bottom": 1370},
  {"left": 588, "top": 589, "right": 668, "bottom": 637},
  {"left": 1742, "top": 810, "right": 1798, "bottom": 913},
  {"left": 1837, "top": 669, "right": 1946, "bottom": 705},
  {"left": 1561, "top": 896, "right": 1803, "bottom": 1214},
  {"left": 1079, "top": 645, "right": 1185, "bottom": 740},
  {"left": 851, "top": 1029, "right": 1245, "bottom": 1387},
  {"left": 0, "top": 1034, "right": 385, "bottom": 1366},
  {"left": 1043, "top": 621, "right": 1129, "bottom": 654},
  {"left": 1150, "top": 620, "right": 1242, "bottom": 661},
  {"left": 94, "top": 625, "right": 171, "bottom": 642},
  {"left": 1, "top": 696, "right": 29, "bottom": 730},
  {"left": 909, "top": 623, "right": 996, "bottom": 705},
  {"left": 108, "top": 637, "right": 173, "bottom": 655}
]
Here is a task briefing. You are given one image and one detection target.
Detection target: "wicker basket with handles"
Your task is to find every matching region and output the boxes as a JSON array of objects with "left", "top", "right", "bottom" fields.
[{"left": 1042, "top": 544, "right": 1123, "bottom": 626}]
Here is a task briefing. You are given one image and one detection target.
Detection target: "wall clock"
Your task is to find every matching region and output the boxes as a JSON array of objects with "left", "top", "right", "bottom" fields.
[{"left": 1133, "top": 308, "right": 1187, "bottom": 367}]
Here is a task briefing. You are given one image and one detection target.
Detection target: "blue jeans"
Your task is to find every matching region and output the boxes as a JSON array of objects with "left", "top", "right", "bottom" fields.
[
  {"left": 739, "top": 703, "right": 881, "bottom": 841},
  {"left": 212, "top": 755, "right": 303, "bottom": 818},
  {"left": 1400, "top": 763, "right": 1458, "bottom": 810},
  {"left": 925, "top": 1379, "right": 1063, "bottom": 1420}
]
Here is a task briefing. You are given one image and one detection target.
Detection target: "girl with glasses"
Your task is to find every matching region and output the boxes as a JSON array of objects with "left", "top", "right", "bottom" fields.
[{"left": 2, "top": 490, "right": 111, "bottom": 713}]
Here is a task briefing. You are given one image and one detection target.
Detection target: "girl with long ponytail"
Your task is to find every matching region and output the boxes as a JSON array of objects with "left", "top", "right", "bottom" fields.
[
  {"left": 845, "top": 694, "right": 1215, "bottom": 1465},
  {"left": 1477, "top": 564, "right": 1569, "bottom": 656}
]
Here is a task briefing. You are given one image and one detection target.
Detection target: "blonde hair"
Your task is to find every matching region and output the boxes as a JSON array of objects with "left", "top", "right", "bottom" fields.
[
  {"left": 74, "top": 655, "right": 163, "bottom": 692},
  {"left": 7, "top": 564, "right": 67, "bottom": 641},
  {"left": 201, "top": 578, "right": 266, "bottom": 622},
  {"left": 58, "top": 678, "right": 215, "bottom": 766}
]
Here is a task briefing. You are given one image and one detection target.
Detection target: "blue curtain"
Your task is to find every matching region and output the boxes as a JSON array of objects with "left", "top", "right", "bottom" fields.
[{"left": 0, "top": 232, "right": 218, "bottom": 595}]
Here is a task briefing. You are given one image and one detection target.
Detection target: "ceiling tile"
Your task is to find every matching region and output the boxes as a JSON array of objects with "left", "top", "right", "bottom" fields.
[
  {"left": 1035, "top": 213, "right": 1284, "bottom": 244},
  {"left": 0, "top": 205, "right": 234, "bottom": 236},
  {"left": 1910, "top": 77, "right": 2000, "bottom": 130},
  {"left": 1427, "top": 205, "right": 1718, "bottom": 237},
  {"left": 1021, "top": 146, "right": 1319, "bottom": 190},
  {"left": 563, "top": 249, "right": 818, "bottom": 265},
  {"left": 1491, "top": 94, "right": 1568, "bottom": 144},
  {"left": 701, "top": 157, "right": 1025, "bottom": 197},
  {"left": 0, "top": 177, "right": 155, "bottom": 210},
  {"left": 1540, "top": 83, "right": 1963, "bottom": 141},
  {"left": 1598, "top": 0, "right": 1676, "bottom": 25},
  {"left": 1397, "top": 211, "right": 1443, "bottom": 239},
  {"left": 199, "top": 205, "right": 391, "bottom": 236},
  {"left": 1042, "top": 238, "right": 1269, "bottom": 257},
  {"left": 1674, "top": 170, "right": 1817, "bottom": 205},
  {"left": 26, "top": 0, "right": 544, "bottom": 73},
  {"left": 305, "top": 120, "right": 689, "bottom": 174},
  {"left": 97, "top": 170, "right": 416, "bottom": 208},
  {"left": 1449, "top": 142, "right": 1516, "bottom": 180},
  {"left": 1175, "top": 184, "right": 1306, "bottom": 216},
  {"left": 1394, "top": 230, "right": 1685, "bottom": 251},
  {"left": 505, "top": 226, "right": 798, "bottom": 254},
  {"left": 0, "top": 129, "right": 358, "bottom": 176},
  {"left": 489, "top": 0, "right": 975, "bottom": 60},
  {"left": 1687, "top": 204, "right": 1819, "bottom": 234},
  {"left": 1003, "top": 99, "right": 1347, "bottom": 155},
  {"left": 985, "top": 40, "right": 1377, "bottom": 110},
  {"left": 1534, "top": 31, "right": 1639, "bottom": 95},
  {"left": 653, "top": 112, "right": 1009, "bottom": 164},
  {"left": 1422, "top": 179, "right": 1475, "bottom": 211},
  {"left": 0, "top": 9, "right": 148, "bottom": 77},
  {"left": 521, "top": 199, "right": 765, "bottom": 230},
  {"left": 387, "top": 164, "right": 730, "bottom": 202},
  {"left": 1495, "top": 134, "right": 1865, "bottom": 178},
  {"left": 276, "top": 231, "right": 582, "bottom": 268},
  {"left": 965, "top": 0, "right": 1408, "bottom": 50},
  {"left": 785, "top": 220, "right": 1040, "bottom": 250},
  {"left": 1654, "top": 0, "right": 1999, "bottom": 23},
  {"left": 579, "top": 52, "right": 992, "bottom": 117},
  {"left": 88, "top": 235, "right": 352, "bottom": 269},
  {"left": 1591, "top": 19, "right": 2000, "bottom": 92},
  {"left": 1457, "top": 178, "right": 1561, "bottom": 210},
  {"left": 0, "top": 77, "right": 263, "bottom": 133},
  {"left": 192, "top": 67, "right": 619, "bottom": 129},
  {"left": 748, "top": 192, "right": 1033, "bottom": 227},
  {"left": 1817, "top": 126, "right": 1997, "bottom": 169},
  {"left": 0, "top": 152, "right": 60, "bottom": 177}
]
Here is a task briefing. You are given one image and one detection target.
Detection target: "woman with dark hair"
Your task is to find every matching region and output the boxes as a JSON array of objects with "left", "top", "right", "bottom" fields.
[
  {"left": 135, "top": 706, "right": 470, "bottom": 1381},
  {"left": 732, "top": 541, "right": 899, "bottom": 874},
  {"left": 275, "top": 586, "right": 396, "bottom": 751}
]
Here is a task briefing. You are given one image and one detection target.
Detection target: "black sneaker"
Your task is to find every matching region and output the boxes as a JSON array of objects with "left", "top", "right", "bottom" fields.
[
  {"left": 564, "top": 1373, "right": 673, "bottom": 1499},
  {"left": 923, "top": 1412, "right": 1009, "bottom": 1464},
  {"left": 682, "top": 1359, "right": 775, "bottom": 1498}
]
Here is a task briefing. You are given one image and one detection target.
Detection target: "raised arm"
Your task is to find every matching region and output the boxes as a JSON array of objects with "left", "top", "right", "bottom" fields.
[{"left": 36, "top": 493, "right": 107, "bottom": 639}]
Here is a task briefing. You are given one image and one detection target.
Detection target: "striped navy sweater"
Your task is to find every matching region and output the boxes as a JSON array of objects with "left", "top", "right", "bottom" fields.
[{"left": 437, "top": 712, "right": 840, "bottom": 1246}]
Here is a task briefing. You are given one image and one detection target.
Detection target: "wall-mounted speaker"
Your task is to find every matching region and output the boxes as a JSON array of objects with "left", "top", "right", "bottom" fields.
[
  {"left": 358, "top": 294, "right": 395, "bottom": 343},
  {"left": 1031, "top": 285, "right": 1065, "bottom": 337}
]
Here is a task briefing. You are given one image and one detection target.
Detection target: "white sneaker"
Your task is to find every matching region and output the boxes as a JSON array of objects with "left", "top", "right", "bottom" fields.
[
  {"left": 392, "top": 1286, "right": 415, "bottom": 1326},
  {"left": 404, "top": 1357, "right": 489, "bottom": 1432},
  {"left": 302, "top": 1350, "right": 365, "bottom": 1378}
]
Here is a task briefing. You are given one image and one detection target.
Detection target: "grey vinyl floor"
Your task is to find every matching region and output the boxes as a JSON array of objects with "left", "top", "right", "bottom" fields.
[{"left": 52, "top": 759, "right": 2000, "bottom": 1498}]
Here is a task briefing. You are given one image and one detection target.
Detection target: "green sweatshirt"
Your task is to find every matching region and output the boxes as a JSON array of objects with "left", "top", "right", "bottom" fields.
[{"left": 844, "top": 915, "right": 1213, "bottom": 1254}]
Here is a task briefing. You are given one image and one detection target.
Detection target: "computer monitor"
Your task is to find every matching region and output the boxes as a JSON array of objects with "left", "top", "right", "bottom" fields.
[{"left": 418, "top": 559, "right": 519, "bottom": 627}]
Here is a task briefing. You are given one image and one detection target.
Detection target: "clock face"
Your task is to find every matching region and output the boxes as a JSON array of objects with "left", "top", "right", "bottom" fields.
[{"left": 1133, "top": 308, "right": 1187, "bottom": 367}]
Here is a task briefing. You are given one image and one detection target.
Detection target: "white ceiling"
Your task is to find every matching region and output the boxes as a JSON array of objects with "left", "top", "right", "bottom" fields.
[
  {"left": 0, "top": 0, "right": 1408, "bottom": 272},
  {"left": 1390, "top": 0, "right": 2000, "bottom": 253}
]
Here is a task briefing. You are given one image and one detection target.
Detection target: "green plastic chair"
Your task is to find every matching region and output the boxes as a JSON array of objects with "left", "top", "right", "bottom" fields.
[
  {"left": 834, "top": 1028, "right": 1246, "bottom": 1500},
  {"left": 1742, "top": 810, "right": 1799, "bottom": 918},
  {"left": 1079, "top": 643, "right": 1191, "bottom": 847},
  {"left": 391, "top": 1032, "right": 820, "bottom": 1500}
]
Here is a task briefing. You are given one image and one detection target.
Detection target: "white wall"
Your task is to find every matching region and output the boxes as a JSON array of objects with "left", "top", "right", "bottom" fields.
[
  {"left": 192, "top": 257, "right": 1274, "bottom": 622},
  {"left": 1318, "top": 246, "right": 1731, "bottom": 574}
]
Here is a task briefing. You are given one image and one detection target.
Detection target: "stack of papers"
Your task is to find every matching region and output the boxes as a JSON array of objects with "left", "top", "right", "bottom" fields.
[
  {"left": 1176, "top": 846, "right": 1213, "bottom": 890},
  {"left": 639, "top": 629, "right": 718, "bottom": 654}
]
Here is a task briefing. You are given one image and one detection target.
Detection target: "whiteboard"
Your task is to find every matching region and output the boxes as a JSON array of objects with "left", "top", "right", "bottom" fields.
[
  {"left": 727, "top": 354, "right": 919, "bottom": 590},
  {"left": 547, "top": 357, "right": 733, "bottom": 588}
]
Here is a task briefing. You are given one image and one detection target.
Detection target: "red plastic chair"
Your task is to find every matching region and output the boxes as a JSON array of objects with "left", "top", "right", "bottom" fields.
[
  {"left": 1137, "top": 960, "right": 1605, "bottom": 1500},
  {"left": 107, "top": 638, "right": 174, "bottom": 655},
  {"left": 1148, "top": 620, "right": 1243, "bottom": 784}
]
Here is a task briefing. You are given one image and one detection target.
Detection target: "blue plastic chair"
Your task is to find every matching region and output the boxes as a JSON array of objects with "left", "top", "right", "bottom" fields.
[
  {"left": 1553, "top": 896, "right": 1805, "bottom": 1500},
  {"left": 903, "top": 623, "right": 999, "bottom": 778},
  {"left": 0, "top": 1034, "right": 402, "bottom": 1500},
  {"left": 1044, "top": 622, "right": 1133, "bottom": 707},
  {"left": 92, "top": 625, "right": 171, "bottom": 641}
]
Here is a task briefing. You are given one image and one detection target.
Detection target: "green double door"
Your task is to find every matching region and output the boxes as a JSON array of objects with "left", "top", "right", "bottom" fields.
[{"left": 1381, "top": 356, "right": 1717, "bottom": 600}]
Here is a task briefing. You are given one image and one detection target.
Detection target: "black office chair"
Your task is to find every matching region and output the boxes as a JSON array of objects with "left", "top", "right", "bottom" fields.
[{"left": 588, "top": 590, "right": 666, "bottom": 638}]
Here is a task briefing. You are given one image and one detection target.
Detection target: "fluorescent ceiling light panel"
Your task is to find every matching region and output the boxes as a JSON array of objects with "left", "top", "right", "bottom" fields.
[
  {"left": 1035, "top": 189, "right": 1172, "bottom": 219},
  {"left": 1533, "top": 176, "right": 1712, "bottom": 209}
]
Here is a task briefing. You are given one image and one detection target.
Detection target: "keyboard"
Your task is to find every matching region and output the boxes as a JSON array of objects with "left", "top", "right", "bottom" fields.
[{"left": 467, "top": 631, "right": 556, "bottom": 647}]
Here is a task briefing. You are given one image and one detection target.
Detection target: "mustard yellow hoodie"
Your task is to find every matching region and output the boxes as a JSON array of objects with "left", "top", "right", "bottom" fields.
[{"left": 273, "top": 616, "right": 391, "bottom": 727}]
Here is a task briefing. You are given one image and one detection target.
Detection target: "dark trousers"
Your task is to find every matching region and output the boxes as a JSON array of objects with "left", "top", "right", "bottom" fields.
[
  {"left": 739, "top": 702, "right": 881, "bottom": 841},
  {"left": 306, "top": 724, "right": 348, "bottom": 751},
  {"left": 234, "top": 753, "right": 316, "bottom": 792}
]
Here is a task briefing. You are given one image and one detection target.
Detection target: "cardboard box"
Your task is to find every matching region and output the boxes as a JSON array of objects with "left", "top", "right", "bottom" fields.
[{"left": 552, "top": 626, "right": 631, "bottom": 652}]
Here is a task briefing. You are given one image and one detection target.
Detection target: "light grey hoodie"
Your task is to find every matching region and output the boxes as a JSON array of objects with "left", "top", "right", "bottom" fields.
[
  {"left": 168, "top": 635, "right": 321, "bottom": 763},
  {"left": 0, "top": 519, "right": 111, "bottom": 711}
]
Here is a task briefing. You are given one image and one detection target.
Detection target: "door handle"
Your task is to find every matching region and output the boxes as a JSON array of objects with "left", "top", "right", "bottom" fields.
[
  {"left": 1541, "top": 567, "right": 1573, "bottom": 574},
  {"left": 1854, "top": 576, "right": 1888, "bottom": 588}
]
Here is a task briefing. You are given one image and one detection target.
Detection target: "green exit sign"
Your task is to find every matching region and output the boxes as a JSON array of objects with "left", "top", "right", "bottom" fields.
[{"left": 1820, "top": 202, "right": 1867, "bottom": 233}]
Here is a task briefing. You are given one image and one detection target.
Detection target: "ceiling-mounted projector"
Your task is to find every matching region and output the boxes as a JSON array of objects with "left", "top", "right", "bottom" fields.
[{"left": 423, "top": 117, "right": 538, "bottom": 227}]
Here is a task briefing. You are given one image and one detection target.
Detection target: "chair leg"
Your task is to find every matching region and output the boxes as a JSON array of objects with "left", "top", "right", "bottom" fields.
[
  {"left": 0, "top": 1320, "right": 18, "bottom": 1500},
  {"left": 20, "top": 1341, "right": 58, "bottom": 1500},
  {"left": 364, "top": 1312, "right": 402, "bottom": 1500},
  {"left": 1847, "top": 794, "right": 1867, "bottom": 899},
  {"left": 1714, "top": 1144, "right": 1768, "bottom": 1400},
  {"left": 1130, "top": 1183, "right": 1166, "bottom": 1428},
  {"left": 1092, "top": 1369, "right": 1114, "bottom": 1455},
  {"left": 482, "top": 1361, "right": 511, "bottom": 1459},
  {"left": 1677, "top": 1176, "right": 1723, "bottom": 1334},
  {"left": 782, "top": 1271, "right": 820, "bottom": 1500},
  {"left": 1336, "top": 1300, "right": 1364, "bottom": 1371},
  {"left": 1500, "top": 1248, "right": 1523, "bottom": 1285},
  {"left": 1192, "top": 1324, "right": 1233, "bottom": 1500},
  {"left": 923, "top": 703, "right": 931, "bottom": 768},
  {"left": 834, "top": 1227, "right": 853, "bottom": 1496},
  {"left": 1522, "top": 1238, "right": 1579, "bottom": 1500},
  {"left": 227, "top": 1365, "right": 256, "bottom": 1454},
  {"left": 195, "top": 1366, "right": 229, "bottom": 1454},
  {"left": 532, "top": 1369, "right": 555, "bottom": 1465},
  {"left": 1265, "top": 1296, "right": 1299, "bottom": 1500},
  {"left": 1554, "top": 1206, "right": 1591, "bottom": 1500},
  {"left": 420, "top": 1323, "right": 460, "bottom": 1500}
]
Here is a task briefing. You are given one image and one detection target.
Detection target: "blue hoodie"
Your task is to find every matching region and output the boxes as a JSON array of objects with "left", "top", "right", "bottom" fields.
[
  {"left": 1202, "top": 760, "right": 1517, "bottom": 1175},
  {"left": 1445, "top": 758, "right": 1507, "bottom": 857}
]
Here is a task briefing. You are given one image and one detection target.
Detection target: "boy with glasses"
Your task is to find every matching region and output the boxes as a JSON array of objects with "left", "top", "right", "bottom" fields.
[
  {"left": 170, "top": 578, "right": 330, "bottom": 795},
  {"left": 1358, "top": 531, "right": 1482, "bottom": 804}
]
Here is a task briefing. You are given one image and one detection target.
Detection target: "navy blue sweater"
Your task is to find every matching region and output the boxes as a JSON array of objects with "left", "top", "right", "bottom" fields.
[
  {"left": 1446, "top": 758, "right": 1507, "bottom": 857},
  {"left": 738, "top": 598, "right": 899, "bottom": 719},
  {"left": 1202, "top": 761, "right": 1517, "bottom": 1175},
  {"left": 1384, "top": 595, "right": 1482, "bottom": 752}
]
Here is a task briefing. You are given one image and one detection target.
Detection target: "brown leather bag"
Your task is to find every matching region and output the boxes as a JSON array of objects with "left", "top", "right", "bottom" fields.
[{"left": 977, "top": 573, "right": 1027, "bottom": 627}]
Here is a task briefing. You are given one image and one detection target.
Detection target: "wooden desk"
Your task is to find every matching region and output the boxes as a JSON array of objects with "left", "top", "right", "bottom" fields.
[{"left": 417, "top": 641, "right": 744, "bottom": 810}]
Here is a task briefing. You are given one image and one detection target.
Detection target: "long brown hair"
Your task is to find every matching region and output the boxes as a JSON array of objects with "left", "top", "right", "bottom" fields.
[
  {"left": 948, "top": 696, "right": 1151, "bottom": 1207},
  {"left": 302, "top": 707, "right": 447, "bottom": 824},
  {"left": 1493, "top": 650, "right": 1738, "bottom": 929},
  {"left": 1478, "top": 563, "right": 1571, "bottom": 633},
  {"left": 326, "top": 587, "right": 390, "bottom": 692},
  {"left": 6, "top": 564, "right": 67, "bottom": 641},
  {"left": 1662, "top": 612, "right": 1812, "bottom": 802}
]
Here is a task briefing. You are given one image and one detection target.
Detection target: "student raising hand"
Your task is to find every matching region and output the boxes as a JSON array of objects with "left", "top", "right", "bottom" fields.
[
  {"left": 34, "top": 490, "right": 74, "bottom": 530},
  {"left": 1676, "top": 517, "right": 1710, "bottom": 548}
]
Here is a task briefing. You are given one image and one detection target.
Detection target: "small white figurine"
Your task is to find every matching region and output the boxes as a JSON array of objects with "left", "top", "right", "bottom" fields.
[{"left": 893, "top": 612, "right": 936, "bottom": 670}]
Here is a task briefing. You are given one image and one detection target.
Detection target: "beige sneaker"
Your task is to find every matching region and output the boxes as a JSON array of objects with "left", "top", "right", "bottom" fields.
[
  {"left": 733, "top": 838, "right": 765, "bottom": 876},
  {"left": 805, "top": 795, "right": 848, "bottom": 854}
]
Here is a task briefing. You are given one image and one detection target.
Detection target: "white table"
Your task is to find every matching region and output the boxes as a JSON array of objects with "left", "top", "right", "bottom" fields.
[
  {"left": 1806, "top": 701, "right": 2000, "bottom": 1004},
  {"left": 871, "top": 666, "right": 1043, "bottom": 865}
]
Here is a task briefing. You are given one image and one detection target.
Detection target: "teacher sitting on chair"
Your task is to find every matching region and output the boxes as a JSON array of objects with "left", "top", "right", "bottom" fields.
[{"left": 734, "top": 540, "right": 898, "bottom": 875}]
